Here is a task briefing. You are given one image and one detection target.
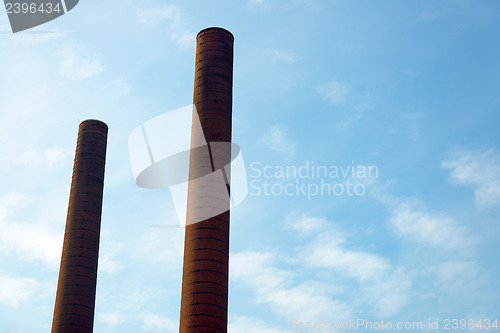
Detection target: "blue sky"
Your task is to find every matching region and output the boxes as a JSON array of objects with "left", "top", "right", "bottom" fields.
[{"left": 1, "top": 0, "right": 500, "bottom": 332}]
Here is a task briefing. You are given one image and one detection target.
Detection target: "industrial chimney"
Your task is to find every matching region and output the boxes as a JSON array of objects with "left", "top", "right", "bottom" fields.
[
  {"left": 179, "top": 27, "right": 234, "bottom": 332},
  {"left": 52, "top": 119, "right": 108, "bottom": 333}
]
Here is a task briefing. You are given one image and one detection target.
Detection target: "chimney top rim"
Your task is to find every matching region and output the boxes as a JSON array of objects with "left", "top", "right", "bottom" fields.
[
  {"left": 80, "top": 119, "right": 108, "bottom": 131},
  {"left": 197, "top": 27, "right": 234, "bottom": 41}
]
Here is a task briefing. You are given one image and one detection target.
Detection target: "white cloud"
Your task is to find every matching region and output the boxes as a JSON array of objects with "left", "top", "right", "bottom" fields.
[
  {"left": 97, "top": 312, "right": 123, "bottom": 325},
  {"left": 416, "top": 8, "right": 452, "bottom": 22},
  {"left": 58, "top": 41, "right": 104, "bottom": 79},
  {"left": 429, "top": 260, "right": 487, "bottom": 293},
  {"left": 231, "top": 252, "right": 290, "bottom": 293},
  {"left": 317, "top": 80, "right": 349, "bottom": 105},
  {"left": 362, "top": 268, "right": 412, "bottom": 317},
  {"left": 303, "top": 230, "right": 391, "bottom": 281},
  {"left": 98, "top": 231, "right": 125, "bottom": 274},
  {"left": 0, "top": 193, "right": 63, "bottom": 268},
  {"left": 137, "top": 7, "right": 176, "bottom": 25},
  {"left": 0, "top": 219, "right": 63, "bottom": 268},
  {"left": 291, "top": 0, "right": 325, "bottom": 11},
  {"left": 289, "top": 213, "right": 412, "bottom": 317},
  {"left": 401, "top": 111, "right": 426, "bottom": 142},
  {"left": 335, "top": 110, "right": 363, "bottom": 129},
  {"left": 270, "top": 281, "right": 351, "bottom": 320},
  {"left": 229, "top": 316, "right": 288, "bottom": 333},
  {"left": 8, "top": 30, "right": 66, "bottom": 44},
  {"left": 331, "top": 94, "right": 371, "bottom": 130},
  {"left": 0, "top": 78, "right": 52, "bottom": 119},
  {"left": 0, "top": 35, "right": 66, "bottom": 156},
  {"left": 16, "top": 147, "right": 70, "bottom": 167},
  {"left": 137, "top": 6, "right": 195, "bottom": 49},
  {"left": 285, "top": 212, "right": 327, "bottom": 233},
  {"left": 264, "top": 49, "right": 295, "bottom": 63},
  {"left": 106, "top": 78, "right": 132, "bottom": 96},
  {"left": 143, "top": 313, "right": 176, "bottom": 331},
  {"left": 231, "top": 211, "right": 416, "bottom": 319},
  {"left": 230, "top": 251, "right": 352, "bottom": 320},
  {"left": 95, "top": 286, "right": 172, "bottom": 330},
  {"left": 134, "top": 226, "right": 184, "bottom": 266},
  {"left": 0, "top": 274, "right": 40, "bottom": 307},
  {"left": 389, "top": 200, "right": 474, "bottom": 254},
  {"left": 441, "top": 148, "right": 500, "bottom": 207},
  {"left": 248, "top": 0, "right": 272, "bottom": 10},
  {"left": 259, "top": 124, "right": 296, "bottom": 159},
  {"left": 0, "top": 192, "right": 24, "bottom": 219},
  {"left": 286, "top": 213, "right": 390, "bottom": 281}
]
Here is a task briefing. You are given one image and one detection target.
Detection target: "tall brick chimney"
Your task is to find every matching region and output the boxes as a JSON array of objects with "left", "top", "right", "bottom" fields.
[
  {"left": 52, "top": 119, "right": 108, "bottom": 333},
  {"left": 179, "top": 27, "right": 234, "bottom": 332}
]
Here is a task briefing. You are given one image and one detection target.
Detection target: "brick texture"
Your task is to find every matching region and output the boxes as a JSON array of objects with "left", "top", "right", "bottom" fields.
[
  {"left": 52, "top": 119, "right": 108, "bottom": 333},
  {"left": 179, "top": 27, "right": 234, "bottom": 333}
]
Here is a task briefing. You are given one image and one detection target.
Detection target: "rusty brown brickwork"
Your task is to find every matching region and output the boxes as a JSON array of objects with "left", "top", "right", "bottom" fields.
[
  {"left": 52, "top": 119, "right": 108, "bottom": 333},
  {"left": 179, "top": 27, "right": 234, "bottom": 333}
]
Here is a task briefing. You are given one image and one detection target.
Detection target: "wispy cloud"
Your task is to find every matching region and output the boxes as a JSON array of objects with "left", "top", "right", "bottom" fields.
[
  {"left": 3, "top": 30, "right": 66, "bottom": 44},
  {"left": 15, "top": 147, "right": 70, "bottom": 167},
  {"left": 105, "top": 78, "right": 132, "bottom": 96},
  {"left": 0, "top": 274, "right": 40, "bottom": 307},
  {"left": 362, "top": 268, "right": 412, "bottom": 317},
  {"left": 0, "top": 220, "right": 62, "bottom": 267},
  {"left": 287, "top": 212, "right": 391, "bottom": 281},
  {"left": 333, "top": 95, "right": 371, "bottom": 130},
  {"left": 288, "top": 212, "right": 412, "bottom": 317},
  {"left": 441, "top": 148, "right": 500, "bottom": 207},
  {"left": 428, "top": 260, "right": 487, "bottom": 294},
  {"left": 231, "top": 252, "right": 290, "bottom": 295},
  {"left": 137, "top": 6, "right": 195, "bottom": 49},
  {"left": 389, "top": 200, "right": 474, "bottom": 255},
  {"left": 247, "top": 0, "right": 272, "bottom": 10},
  {"left": 317, "top": 80, "right": 349, "bottom": 105},
  {"left": 0, "top": 192, "right": 63, "bottom": 268},
  {"left": 143, "top": 313, "right": 176, "bottom": 331},
  {"left": 97, "top": 312, "right": 123, "bottom": 326},
  {"left": 263, "top": 49, "right": 295, "bottom": 63},
  {"left": 259, "top": 124, "right": 296, "bottom": 159},
  {"left": 372, "top": 187, "right": 486, "bottom": 307},
  {"left": 416, "top": 8, "right": 452, "bottom": 22},
  {"left": 229, "top": 316, "right": 289, "bottom": 333},
  {"left": 303, "top": 230, "right": 391, "bottom": 281},
  {"left": 95, "top": 286, "right": 172, "bottom": 331},
  {"left": 232, "top": 212, "right": 414, "bottom": 319},
  {"left": 58, "top": 41, "right": 104, "bottom": 79},
  {"left": 134, "top": 226, "right": 184, "bottom": 266},
  {"left": 98, "top": 230, "right": 125, "bottom": 274},
  {"left": 230, "top": 251, "right": 352, "bottom": 320},
  {"left": 400, "top": 111, "right": 427, "bottom": 142},
  {"left": 285, "top": 213, "right": 327, "bottom": 233}
]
